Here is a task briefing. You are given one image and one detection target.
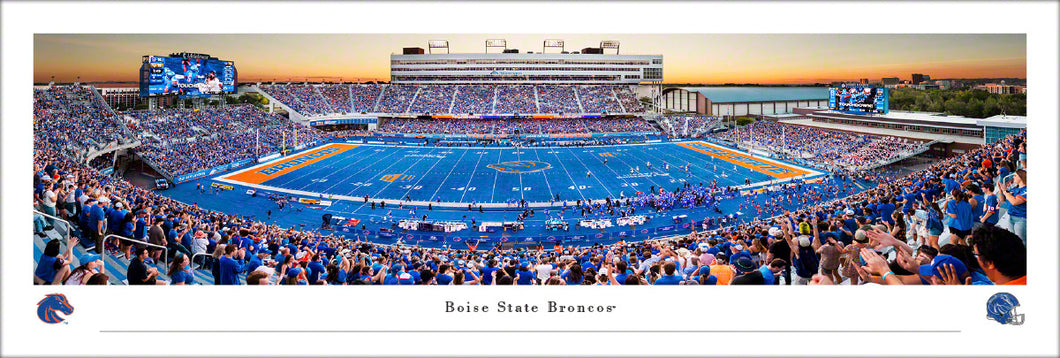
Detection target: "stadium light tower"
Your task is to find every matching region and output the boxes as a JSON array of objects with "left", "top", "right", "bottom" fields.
[
  {"left": 543, "top": 39, "right": 564, "bottom": 54},
  {"left": 428, "top": 40, "right": 450, "bottom": 54},
  {"left": 485, "top": 39, "right": 507, "bottom": 54}
]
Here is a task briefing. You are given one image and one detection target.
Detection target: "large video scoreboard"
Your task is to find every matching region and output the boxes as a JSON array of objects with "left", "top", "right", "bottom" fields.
[
  {"left": 139, "top": 53, "right": 236, "bottom": 98},
  {"left": 828, "top": 85, "right": 888, "bottom": 114}
]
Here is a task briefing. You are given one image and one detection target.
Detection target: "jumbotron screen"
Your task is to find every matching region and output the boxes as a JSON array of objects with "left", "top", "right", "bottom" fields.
[
  {"left": 143, "top": 56, "right": 236, "bottom": 97},
  {"left": 828, "top": 86, "right": 888, "bottom": 114}
]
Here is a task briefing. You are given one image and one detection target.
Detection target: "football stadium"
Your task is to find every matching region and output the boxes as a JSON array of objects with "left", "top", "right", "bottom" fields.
[{"left": 33, "top": 40, "right": 1028, "bottom": 287}]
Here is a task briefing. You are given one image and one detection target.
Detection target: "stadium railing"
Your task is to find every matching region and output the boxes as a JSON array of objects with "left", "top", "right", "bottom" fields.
[
  {"left": 33, "top": 209, "right": 74, "bottom": 248},
  {"left": 191, "top": 253, "right": 213, "bottom": 271},
  {"left": 103, "top": 234, "right": 170, "bottom": 267}
]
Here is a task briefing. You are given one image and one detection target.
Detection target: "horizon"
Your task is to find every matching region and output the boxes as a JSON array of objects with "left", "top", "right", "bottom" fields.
[{"left": 35, "top": 34, "right": 1026, "bottom": 84}]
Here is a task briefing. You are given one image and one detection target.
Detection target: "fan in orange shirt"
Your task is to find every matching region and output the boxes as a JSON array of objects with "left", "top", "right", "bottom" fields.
[{"left": 709, "top": 253, "right": 736, "bottom": 285}]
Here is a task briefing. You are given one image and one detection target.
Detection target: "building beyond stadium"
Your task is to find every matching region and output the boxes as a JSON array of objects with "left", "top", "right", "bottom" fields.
[{"left": 390, "top": 53, "right": 663, "bottom": 84}]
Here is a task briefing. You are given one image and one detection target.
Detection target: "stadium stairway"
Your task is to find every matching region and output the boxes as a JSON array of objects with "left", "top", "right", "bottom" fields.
[
  {"left": 490, "top": 86, "right": 499, "bottom": 113},
  {"left": 610, "top": 87, "right": 627, "bottom": 113},
  {"left": 532, "top": 86, "right": 542, "bottom": 113},
  {"left": 447, "top": 86, "right": 459, "bottom": 114},
  {"left": 573, "top": 86, "right": 586, "bottom": 113},
  {"left": 406, "top": 86, "right": 422, "bottom": 114},
  {"left": 312, "top": 86, "right": 337, "bottom": 114},
  {"left": 371, "top": 85, "right": 387, "bottom": 113}
]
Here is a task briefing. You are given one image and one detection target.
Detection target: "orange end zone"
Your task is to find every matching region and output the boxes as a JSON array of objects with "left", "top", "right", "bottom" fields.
[
  {"left": 676, "top": 141, "right": 812, "bottom": 179},
  {"left": 222, "top": 143, "right": 359, "bottom": 184}
]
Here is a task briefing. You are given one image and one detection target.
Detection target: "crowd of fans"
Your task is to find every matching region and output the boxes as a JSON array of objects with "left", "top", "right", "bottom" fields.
[
  {"left": 493, "top": 85, "right": 539, "bottom": 114},
  {"left": 33, "top": 85, "right": 131, "bottom": 156},
  {"left": 34, "top": 129, "right": 1027, "bottom": 286},
  {"left": 318, "top": 84, "right": 354, "bottom": 114},
  {"left": 407, "top": 85, "right": 455, "bottom": 114},
  {"left": 287, "top": 84, "right": 334, "bottom": 116},
  {"left": 378, "top": 117, "right": 657, "bottom": 135},
  {"left": 376, "top": 85, "right": 419, "bottom": 114},
  {"left": 708, "top": 121, "right": 924, "bottom": 170},
  {"left": 451, "top": 85, "right": 496, "bottom": 114},
  {"left": 257, "top": 84, "right": 644, "bottom": 116},
  {"left": 615, "top": 86, "right": 644, "bottom": 112},
  {"left": 32, "top": 84, "right": 1026, "bottom": 286},
  {"left": 124, "top": 105, "right": 330, "bottom": 177},
  {"left": 577, "top": 85, "right": 623, "bottom": 113},
  {"left": 536, "top": 85, "right": 582, "bottom": 114},
  {"left": 350, "top": 85, "right": 384, "bottom": 113}
]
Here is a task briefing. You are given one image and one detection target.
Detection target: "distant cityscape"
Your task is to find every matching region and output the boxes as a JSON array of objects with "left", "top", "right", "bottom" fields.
[{"left": 659, "top": 76, "right": 1027, "bottom": 93}]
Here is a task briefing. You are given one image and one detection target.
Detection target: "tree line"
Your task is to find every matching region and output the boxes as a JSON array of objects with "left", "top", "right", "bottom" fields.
[{"left": 888, "top": 87, "right": 1025, "bottom": 118}]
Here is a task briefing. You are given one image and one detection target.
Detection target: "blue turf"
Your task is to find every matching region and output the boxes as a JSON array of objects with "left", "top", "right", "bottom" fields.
[
  {"left": 257, "top": 142, "right": 776, "bottom": 204},
  {"left": 151, "top": 140, "right": 871, "bottom": 248}
]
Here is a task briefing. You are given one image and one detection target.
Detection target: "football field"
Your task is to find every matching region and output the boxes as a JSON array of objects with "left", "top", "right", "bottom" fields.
[{"left": 215, "top": 140, "right": 821, "bottom": 206}]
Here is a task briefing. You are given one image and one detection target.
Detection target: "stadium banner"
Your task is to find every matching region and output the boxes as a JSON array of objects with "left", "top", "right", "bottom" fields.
[
  {"left": 100, "top": 167, "right": 114, "bottom": 176},
  {"left": 376, "top": 231, "right": 398, "bottom": 239},
  {"left": 173, "top": 158, "right": 254, "bottom": 184},
  {"left": 308, "top": 118, "right": 377, "bottom": 126},
  {"left": 566, "top": 235, "right": 586, "bottom": 242}
]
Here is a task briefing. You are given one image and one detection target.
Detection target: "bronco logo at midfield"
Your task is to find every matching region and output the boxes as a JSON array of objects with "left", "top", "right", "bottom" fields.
[{"left": 487, "top": 161, "right": 552, "bottom": 174}]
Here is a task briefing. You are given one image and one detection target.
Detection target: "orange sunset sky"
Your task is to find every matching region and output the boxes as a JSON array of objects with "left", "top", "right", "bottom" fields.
[{"left": 35, "top": 34, "right": 1025, "bottom": 84}]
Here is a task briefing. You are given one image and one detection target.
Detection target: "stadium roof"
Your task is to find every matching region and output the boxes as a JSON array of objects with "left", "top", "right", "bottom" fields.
[
  {"left": 782, "top": 118, "right": 983, "bottom": 145},
  {"left": 671, "top": 86, "right": 829, "bottom": 103},
  {"left": 976, "top": 114, "right": 1027, "bottom": 129}
]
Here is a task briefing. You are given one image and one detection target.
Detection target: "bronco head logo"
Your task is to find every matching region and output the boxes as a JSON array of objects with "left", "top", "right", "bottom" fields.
[
  {"left": 37, "top": 293, "right": 74, "bottom": 324},
  {"left": 487, "top": 161, "right": 552, "bottom": 174}
]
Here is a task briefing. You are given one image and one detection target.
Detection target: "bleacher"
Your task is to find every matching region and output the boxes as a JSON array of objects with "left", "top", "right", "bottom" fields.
[{"left": 255, "top": 84, "right": 648, "bottom": 117}]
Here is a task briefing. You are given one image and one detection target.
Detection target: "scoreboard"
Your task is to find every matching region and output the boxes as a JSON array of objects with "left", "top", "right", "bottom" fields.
[
  {"left": 828, "top": 85, "right": 888, "bottom": 115},
  {"left": 140, "top": 54, "right": 236, "bottom": 98}
]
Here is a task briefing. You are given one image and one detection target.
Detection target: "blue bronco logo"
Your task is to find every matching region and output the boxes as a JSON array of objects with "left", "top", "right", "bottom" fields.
[
  {"left": 487, "top": 161, "right": 552, "bottom": 173},
  {"left": 37, "top": 293, "right": 74, "bottom": 324}
]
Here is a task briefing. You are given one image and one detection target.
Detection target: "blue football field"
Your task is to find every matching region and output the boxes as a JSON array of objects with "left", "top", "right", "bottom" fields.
[
  {"left": 158, "top": 140, "right": 869, "bottom": 247},
  {"left": 215, "top": 140, "right": 819, "bottom": 206}
]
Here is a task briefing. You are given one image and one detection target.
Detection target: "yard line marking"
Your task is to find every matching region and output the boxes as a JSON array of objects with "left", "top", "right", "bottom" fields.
[
  {"left": 457, "top": 150, "right": 488, "bottom": 203},
  {"left": 566, "top": 147, "right": 615, "bottom": 199},
  {"left": 319, "top": 145, "right": 406, "bottom": 195},
  {"left": 275, "top": 145, "right": 379, "bottom": 190},
  {"left": 549, "top": 149, "right": 586, "bottom": 201},
  {"left": 369, "top": 147, "right": 435, "bottom": 200},
  {"left": 488, "top": 149, "right": 502, "bottom": 203},
  {"left": 399, "top": 147, "right": 450, "bottom": 201},
  {"left": 428, "top": 148, "right": 470, "bottom": 201},
  {"left": 531, "top": 149, "right": 554, "bottom": 201}
]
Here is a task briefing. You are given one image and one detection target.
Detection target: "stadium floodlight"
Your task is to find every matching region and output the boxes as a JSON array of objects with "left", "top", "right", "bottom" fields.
[
  {"left": 485, "top": 39, "right": 507, "bottom": 53},
  {"left": 543, "top": 39, "right": 565, "bottom": 53},
  {"left": 600, "top": 40, "right": 620, "bottom": 54},
  {"left": 428, "top": 40, "right": 450, "bottom": 54}
]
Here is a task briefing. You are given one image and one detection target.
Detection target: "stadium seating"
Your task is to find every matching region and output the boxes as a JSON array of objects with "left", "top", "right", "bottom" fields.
[
  {"left": 319, "top": 84, "right": 354, "bottom": 114},
  {"left": 536, "top": 85, "right": 582, "bottom": 114},
  {"left": 707, "top": 121, "right": 925, "bottom": 171},
  {"left": 450, "top": 85, "right": 495, "bottom": 115},
  {"left": 32, "top": 83, "right": 1026, "bottom": 286},
  {"left": 407, "top": 85, "right": 456, "bottom": 114},
  {"left": 377, "top": 117, "right": 657, "bottom": 135},
  {"left": 254, "top": 84, "right": 650, "bottom": 117}
]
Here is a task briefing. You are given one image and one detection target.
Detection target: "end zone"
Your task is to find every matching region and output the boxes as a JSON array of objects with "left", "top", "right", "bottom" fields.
[
  {"left": 676, "top": 141, "right": 816, "bottom": 179},
  {"left": 220, "top": 143, "right": 359, "bottom": 185}
]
